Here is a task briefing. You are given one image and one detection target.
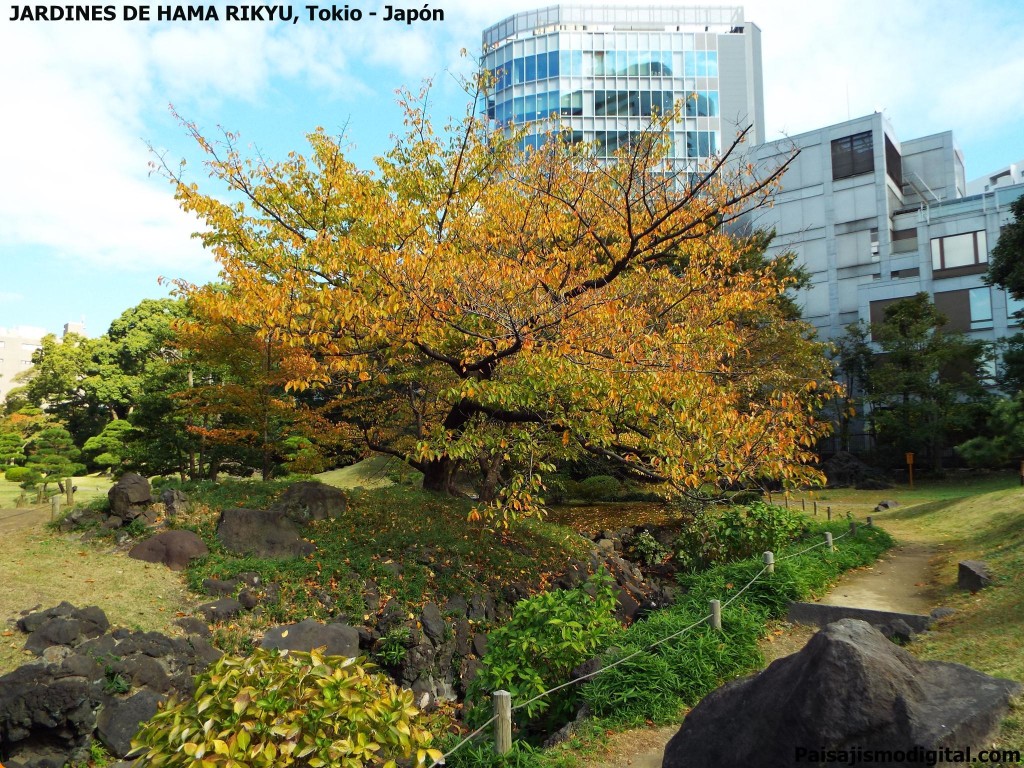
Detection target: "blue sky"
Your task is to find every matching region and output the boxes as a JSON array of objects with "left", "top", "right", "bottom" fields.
[{"left": 2, "top": 0, "right": 1023, "bottom": 338}]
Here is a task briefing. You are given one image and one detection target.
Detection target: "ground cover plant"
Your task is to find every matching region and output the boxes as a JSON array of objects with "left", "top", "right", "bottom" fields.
[{"left": 169, "top": 481, "right": 590, "bottom": 651}]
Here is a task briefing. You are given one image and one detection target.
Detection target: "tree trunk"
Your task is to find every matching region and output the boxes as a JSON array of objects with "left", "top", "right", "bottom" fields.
[{"left": 421, "top": 457, "right": 458, "bottom": 495}]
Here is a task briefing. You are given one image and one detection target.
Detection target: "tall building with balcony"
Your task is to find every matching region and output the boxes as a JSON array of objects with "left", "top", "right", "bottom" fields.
[{"left": 481, "top": 5, "right": 764, "bottom": 164}]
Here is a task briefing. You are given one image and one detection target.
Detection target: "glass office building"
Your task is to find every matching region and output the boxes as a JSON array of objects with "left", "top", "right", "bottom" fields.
[{"left": 481, "top": 5, "right": 764, "bottom": 164}]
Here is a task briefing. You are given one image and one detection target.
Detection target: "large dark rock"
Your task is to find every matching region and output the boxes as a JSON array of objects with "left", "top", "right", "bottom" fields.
[
  {"left": 270, "top": 481, "right": 346, "bottom": 523},
  {"left": 260, "top": 619, "right": 359, "bottom": 658},
  {"left": 420, "top": 603, "right": 445, "bottom": 645},
  {"left": 19, "top": 604, "right": 109, "bottom": 655},
  {"left": 662, "top": 619, "right": 1021, "bottom": 768},
  {"left": 96, "top": 690, "right": 164, "bottom": 758},
  {"left": 216, "top": 507, "right": 315, "bottom": 559},
  {"left": 107, "top": 473, "right": 153, "bottom": 520},
  {"left": 128, "top": 530, "right": 208, "bottom": 571},
  {"left": 0, "top": 664, "right": 100, "bottom": 768},
  {"left": 958, "top": 560, "right": 992, "bottom": 592},
  {"left": 197, "top": 598, "right": 244, "bottom": 624}
]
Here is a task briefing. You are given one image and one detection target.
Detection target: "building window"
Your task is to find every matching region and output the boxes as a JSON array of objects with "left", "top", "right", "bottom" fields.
[
  {"left": 1008, "top": 295, "right": 1024, "bottom": 321},
  {"left": 884, "top": 134, "right": 903, "bottom": 190},
  {"left": 969, "top": 287, "right": 993, "bottom": 326},
  {"left": 930, "top": 231, "right": 988, "bottom": 271},
  {"left": 831, "top": 131, "right": 874, "bottom": 181}
]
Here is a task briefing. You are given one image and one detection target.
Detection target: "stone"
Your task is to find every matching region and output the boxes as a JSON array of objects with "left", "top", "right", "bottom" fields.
[
  {"left": 454, "top": 618, "right": 471, "bottom": 657},
  {"left": 0, "top": 664, "right": 100, "bottom": 768},
  {"left": 874, "top": 499, "right": 900, "bottom": 511},
  {"left": 471, "top": 633, "right": 488, "bottom": 658},
  {"left": 21, "top": 604, "right": 110, "bottom": 655},
  {"left": 958, "top": 560, "right": 992, "bottom": 592},
  {"left": 128, "top": 530, "right": 208, "bottom": 571},
  {"left": 270, "top": 480, "right": 346, "bottom": 523},
  {"left": 662, "top": 620, "right": 1022, "bottom": 768},
  {"left": 420, "top": 603, "right": 445, "bottom": 645},
  {"left": 107, "top": 473, "right": 153, "bottom": 520},
  {"left": 197, "top": 599, "right": 244, "bottom": 624},
  {"left": 216, "top": 507, "right": 315, "bottom": 559},
  {"left": 880, "top": 617, "right": 916, "bottom": 644},
  {"left": 260, "top": 619, "right": 359, "bottom": 658},
  {"left": 96, "top": 689, "right": 164, "bottom": 758},
  {"left": 159, "top": 488, "right": 189, "bottom": 516},
  {"left": 930, "top": 606, "right": 956, "bottom": 621},
  {"left": 201, "top": 577, "right": 239, "bottom": 596},
  {"left": 237, "top": 589, "right": 260, "bottom": 611}
]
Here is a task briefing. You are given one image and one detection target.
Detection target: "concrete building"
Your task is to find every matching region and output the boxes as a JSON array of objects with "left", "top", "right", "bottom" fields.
[
  {"left": 0, "top": 322, "right": 87, "bottom": 403},
  {"left": 481, "top": 4, "right": 764, "bottom": 163},
  {"left": 0, "top": 326, "right": 45, "bottom": 404},
  {"left": 749, "top": 112, "right": 1024, "bottom": 345}
]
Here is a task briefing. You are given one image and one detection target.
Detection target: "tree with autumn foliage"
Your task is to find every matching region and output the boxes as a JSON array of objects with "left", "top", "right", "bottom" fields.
[{"left": 158, "top": 84, "right": 838, "bottom": 523}]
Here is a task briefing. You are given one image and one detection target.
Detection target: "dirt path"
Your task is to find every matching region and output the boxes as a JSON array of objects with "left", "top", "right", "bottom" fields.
[
  {"left": 0, "top": 506, "right": 52, "bottom": 536},
  {"left": 579, "top": 535, "right": 939, "bottom": 768}
]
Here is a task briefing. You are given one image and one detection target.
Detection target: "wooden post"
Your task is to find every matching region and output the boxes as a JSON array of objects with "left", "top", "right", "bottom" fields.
[
  {"left": 825, "top": 532, "right": 834, "bottom": 552},
  {"left": 493, "top": 690, "right": 512, "bottom": 755},
  {"left": 827, "top": 506, "right": 832, "bottom": 522},
  {"left": 763, "top": 551, "right": 775, "bottom": 574},
  {"left": 785, "top": 494, "right": 790, "bottom": 509},
  {"left": 866, "top": 516, "right": 874, "bottom": 528},
  {"left": 813, "top": 501, "right": 818, "bottom": 516},
  {"left": 66, "top": 479, "right": 74, "bottom": 507},
  {"left": 801, "top": 498, "right": 806, "bottom": 511},
  {"left": 850, "top": 521, "right": 858, "bottom": 537},
  {"left": 50, "top": 494, "right": 61, "bottom": 521},
  {"left": 710, "top": 599, "right": 722, "bottom": 631}
]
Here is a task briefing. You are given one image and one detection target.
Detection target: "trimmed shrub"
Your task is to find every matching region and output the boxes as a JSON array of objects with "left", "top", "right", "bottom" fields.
[
  {"left": 467, "top": 572, "right": 620, "bottom": 731},
  {"left": 4, "top": 466, "right": 32, "bottom": 483},
  {"left": 130, "top": 648, "right": 441, "bottom": 768},
  {"left": 674, "top": 502, "right": 808, "bottom": 571}
]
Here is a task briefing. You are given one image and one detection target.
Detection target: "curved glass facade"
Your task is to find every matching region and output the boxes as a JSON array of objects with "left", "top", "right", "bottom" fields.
[{"left": 481, "top": 6, "right": 761, "bottom": 164}]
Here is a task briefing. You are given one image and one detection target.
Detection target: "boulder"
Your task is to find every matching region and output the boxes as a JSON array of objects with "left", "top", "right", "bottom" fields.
[
  {"left": 420, "top": 603, "right": 446, "bottom": 645},
  {"left": 874, "top": 499, "right": 900, "bottom": 511},
  {"left": 958, "top": 560, "right": 992, "bottom": 592},
  {"left": 260, "top": 619, "right": 359, "bottom": 658},
  {"left": 128, "top": 530, "right": 208, "bottom": 571},
  {"left": 96, "top": 689, "right": 164, "bottom": 758},
  {"left": 270, "top": 481, "right": 346, "bottom": 523},
  {"left": 662, "top": 619, "right": 1021, "bottom": 768},
  {"left": 159, "top": 488, "right": 189, "bottom": 516},
  {"left": 19, "top": 604, "right": 109, "bottom": 655},
  {"left": 107, "top": 473, "right": 153, "bottom": 520},
  {"left": 216, "top": 507, "right": 315, "bottom": 559},
  {"left": 0, "top": 663, "right": 100, "bottom": 768},
  {"left": 197, "top": 598, "right": 244, "bottom": 624}
]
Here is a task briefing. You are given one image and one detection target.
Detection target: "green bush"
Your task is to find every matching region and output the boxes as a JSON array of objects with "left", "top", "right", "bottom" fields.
[
  {"left": 627, "top": 530, "right": 670, "bottom": 567},
  {"left": 674, "top": 502, "right": 808, "bottom": 571},
  {"left": 582, "top": 523, "right": 893, "bottom": 725},
  {"left": 574, "top": 475, "right": 621, "bottom": 502},
  {"left": 467, "top": 572, "right": 621, "bottom": 731},
  {"left": 131, "top": 648, "right": 441, "bottom": 768},
  {"left": 4, "top": 466, "right": 32, "bottom": 483}
]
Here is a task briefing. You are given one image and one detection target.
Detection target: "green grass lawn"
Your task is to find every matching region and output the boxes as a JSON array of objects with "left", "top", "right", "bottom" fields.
[
  {"left": 0, "top": 473, "right": 112, "bottom": 509},
  {"left": 869, "top": 486, "right": 1024, "bottom": 756}
]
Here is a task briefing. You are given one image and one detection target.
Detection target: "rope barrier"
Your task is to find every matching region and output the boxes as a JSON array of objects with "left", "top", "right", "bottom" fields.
[{"left": 430, "top": 521, "right": 866, "bottom": 764}]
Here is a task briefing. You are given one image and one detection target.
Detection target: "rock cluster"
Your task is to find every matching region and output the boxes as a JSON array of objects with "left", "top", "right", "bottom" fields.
[{"left": 0, "top": 603, "right": 219, "bottom": 768}]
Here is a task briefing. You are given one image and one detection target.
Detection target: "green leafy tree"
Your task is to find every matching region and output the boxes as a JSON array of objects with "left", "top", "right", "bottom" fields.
[
  {"left": 985, "top": 194, "right": 1024, "bottom": 305},
  {"left": 957, "top": 392, "right": 1024, "bottom": 468},
  {"left": 830, "top": 321, "right": 873, "bottom": 452},
  {"left": 82, "top": 419, "right": 139, "bottom": 472},
  {"left": 0, "top": 430, "right": 25, "bottom": 466},
  {"left": 866, "top": 293, "right": 991, "bottom": 472},
  {"left": 24, "top": 426, "right": 85, "bottom": 492}
]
